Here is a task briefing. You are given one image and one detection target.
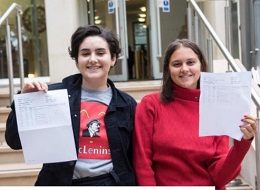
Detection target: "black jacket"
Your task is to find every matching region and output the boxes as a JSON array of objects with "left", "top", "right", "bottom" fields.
[{"left": 5, "top": 74, "right": 137, "bottom": 185}]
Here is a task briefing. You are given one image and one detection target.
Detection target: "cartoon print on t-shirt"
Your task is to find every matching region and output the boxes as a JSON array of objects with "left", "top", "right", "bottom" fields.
[
  {"left": 78, "top": 102, "right": 111, "bottom": 160},
  {"left": 82, "top": 119, "right": 101, "bottom": 137}
]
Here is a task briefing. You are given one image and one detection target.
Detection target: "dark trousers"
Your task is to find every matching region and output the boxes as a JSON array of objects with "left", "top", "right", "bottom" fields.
[{"left": 72, "top": 171, "right": 120, "bottom": 186}]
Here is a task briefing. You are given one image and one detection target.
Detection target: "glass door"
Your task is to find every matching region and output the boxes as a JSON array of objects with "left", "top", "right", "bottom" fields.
[
  {"left": 87, "top": 0, "right": 128, "bottom": 81},
  {"left": 149, "top": 0, "right": 188, "bottom": 79}
]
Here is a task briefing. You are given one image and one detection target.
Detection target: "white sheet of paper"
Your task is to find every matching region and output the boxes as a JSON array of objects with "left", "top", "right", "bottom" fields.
[
  {"left": 199, "top": 71, "right": 252, "bottom": 141},
  {"left": 14, "top": 89, "right": 77, "bottom": 164}
]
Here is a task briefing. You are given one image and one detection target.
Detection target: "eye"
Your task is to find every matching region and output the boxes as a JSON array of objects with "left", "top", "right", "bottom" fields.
[
  {"left": 80, "top": 50, "right": 90, "bottom": 56},
  {"left": 82, "top": 52, "right": 90, "bottom": 56},
  {"left": 95, "top": 48, "right": 107, "bottom": 56},
  {"left": 187, "top": 60, "right": 195, "bottom": 65},
  {"left": 97, "top": 51, "right": 105, "bottom": 56},
  {"left": 171, "top": 62, "right": 181, "bottom": 67}
]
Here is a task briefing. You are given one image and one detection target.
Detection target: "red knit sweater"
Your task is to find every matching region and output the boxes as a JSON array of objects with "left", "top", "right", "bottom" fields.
[{"left": 133, "top": 84, "right": 252, "bottom": 190}]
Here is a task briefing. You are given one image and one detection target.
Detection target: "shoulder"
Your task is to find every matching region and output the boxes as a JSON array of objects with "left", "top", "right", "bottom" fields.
[
  {"left": 140, "top": 92, "right": 160, "bottom": 104},
  {"left": 115, "top": 88, "right": 137, "bottom": 107},
  {"left": 108, "top": 79, "right": 137, "bottom": 105},
  {"left": 117, "top": 88, "right": 135, "bottom": 100},
  {"left": 48, "top": 74, "right": 82, "bottom": 90},
  {"left": 136, "top": 92, "right": 161, "bottom": 111},
  {"left": 48, "top": 82, "right": 63, "bottom": 90},
  {"left": 135, "top": 92, "right": 161, "bottom": 117}
]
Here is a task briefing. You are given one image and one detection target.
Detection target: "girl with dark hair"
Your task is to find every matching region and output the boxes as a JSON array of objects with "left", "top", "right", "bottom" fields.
[
  {"left": 133, "top": 39, "right": 257, "bottom": 190},
  {"left": 6, "top": 25, "right": 136, "bottom": 186}
]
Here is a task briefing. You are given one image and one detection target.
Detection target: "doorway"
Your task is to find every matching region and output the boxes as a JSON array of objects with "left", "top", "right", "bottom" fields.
[
  {"left": 126, "top": 0, "right": 150, "bottom": 80},
  {"left": 88, "top": 0, "right": 150, "bottom": 81}
]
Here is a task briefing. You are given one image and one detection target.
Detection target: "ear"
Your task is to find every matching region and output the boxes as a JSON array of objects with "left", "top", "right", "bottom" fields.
[
  {"left": 75, "top": 62, "right": 79, "bottom": 69},
  {"left": 111, "top": 56, "right": 116, "bottom": 67}
]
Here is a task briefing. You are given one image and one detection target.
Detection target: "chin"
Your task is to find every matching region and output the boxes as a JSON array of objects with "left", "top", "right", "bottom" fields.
[{"left": 180, "top": 83, "right": 196, "bottom": 89}]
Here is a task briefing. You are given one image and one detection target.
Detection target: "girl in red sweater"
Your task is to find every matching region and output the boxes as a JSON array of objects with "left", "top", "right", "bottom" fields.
[{"left": 133, "top": 39, "right": 258, "bottom": 190}]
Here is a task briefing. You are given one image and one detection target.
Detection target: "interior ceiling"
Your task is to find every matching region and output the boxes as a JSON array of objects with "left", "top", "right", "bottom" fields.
[
  {"left": 126, "top": 0, "right": 146, "bottom": 6},
  {"left": 126, "top": 0, "right": 147, "bottom": 18},
  {"left": 94, "top": 0, "right": 147, "bottom": 23}
]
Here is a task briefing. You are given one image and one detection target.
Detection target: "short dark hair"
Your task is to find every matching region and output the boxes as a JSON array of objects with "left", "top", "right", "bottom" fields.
[
  {"left": 160, "top": 39, "right": 208, "bottom": 103},
  {"left": 68, "top": 25, "right": 121, "bottom": 64}
]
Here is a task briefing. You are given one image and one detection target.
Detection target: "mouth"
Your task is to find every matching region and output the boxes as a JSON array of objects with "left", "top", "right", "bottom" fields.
[
  {"left": 179, "top": 74, "right": 192, "bottom": 78},
  {"left": 87, "top": 65, "right": 102, "bottom": 69}
]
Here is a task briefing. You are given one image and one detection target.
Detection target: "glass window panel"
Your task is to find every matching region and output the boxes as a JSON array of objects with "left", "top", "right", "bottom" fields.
[{"left": 0, "top": 0, "right": 49, "bottom": 79}]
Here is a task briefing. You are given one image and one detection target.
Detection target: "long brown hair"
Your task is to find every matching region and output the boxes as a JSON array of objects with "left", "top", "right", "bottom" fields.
[{"left": 160, "top": 39, "right": 208, "bottom": 103}]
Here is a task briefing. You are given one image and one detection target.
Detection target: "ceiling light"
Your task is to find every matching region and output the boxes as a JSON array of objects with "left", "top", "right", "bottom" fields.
[
  {"left": 28, "top": 74, "right": 35, "bottom": 78},
  {"left": 139, "top": 14, "right": 146, "bottom": 18},
  {"left": 95, "top": 20, "right": 102, "bottom": 24},
  {"left": 140, "top": 7, "right": 146, "bottom": 12},
  {"left": 138, "top": 18, "right": 145, "bottom": 22}
]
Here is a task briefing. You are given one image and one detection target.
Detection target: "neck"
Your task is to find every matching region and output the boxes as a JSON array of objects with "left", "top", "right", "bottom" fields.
[{"left": 82, "top": 78, "right": 108, "bottom": 90}]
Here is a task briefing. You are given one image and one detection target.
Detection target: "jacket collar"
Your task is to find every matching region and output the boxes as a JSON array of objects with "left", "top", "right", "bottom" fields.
[{"left": 62, "top": 74, "right": 130, "bottom": 108}]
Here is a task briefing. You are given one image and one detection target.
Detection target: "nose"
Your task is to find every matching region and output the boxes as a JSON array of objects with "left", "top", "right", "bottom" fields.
[
  {"left": 88, "top": 53, "right": 98, "bottom": 63},
  {"left": 180, "top": 63, "right": 189, "bottom": 72}
]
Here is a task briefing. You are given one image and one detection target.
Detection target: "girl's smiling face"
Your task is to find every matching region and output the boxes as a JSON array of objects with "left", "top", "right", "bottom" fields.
[
  {"left": 169, "top": 46, "right": 201, "bottom": 89},
  {"left": 77, "top": 36, "right": 116, "bottom": 89}
]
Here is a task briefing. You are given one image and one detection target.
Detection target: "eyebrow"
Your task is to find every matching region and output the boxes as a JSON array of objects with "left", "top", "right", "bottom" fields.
[
  {"left": 80, "top": 48, "right": 106, "bottom": 52},
  {"left": 172, "top": 58, "right": 197, "bottom": 62}
]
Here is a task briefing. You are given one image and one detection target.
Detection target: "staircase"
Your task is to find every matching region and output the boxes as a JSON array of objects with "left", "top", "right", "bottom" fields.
[
  {"left": 0, "top": 89, "right": 40, "bottom": 185},
  {"left": 0, "top": 80, "right": 162, "bottom": 186}
]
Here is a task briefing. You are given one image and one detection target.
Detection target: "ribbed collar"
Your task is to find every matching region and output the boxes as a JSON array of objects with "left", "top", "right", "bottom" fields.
[{"left": 173, "top": 83, "right": 200, "bottom": 102}]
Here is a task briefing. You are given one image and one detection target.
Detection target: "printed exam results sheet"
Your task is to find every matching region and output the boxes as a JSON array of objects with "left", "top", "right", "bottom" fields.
[
  {"left": 14, "top": 89, "right": 77, "bottom": 164},
  {"left": 199, "top": 71, "right": 252, "bottom": 140}
]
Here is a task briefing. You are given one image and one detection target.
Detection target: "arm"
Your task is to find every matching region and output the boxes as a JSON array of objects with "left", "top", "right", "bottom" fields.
[
  {"left": 132, "top": 95, "right": 157, "bottom": 185},
  {"left": 5, "top": 102, "right": 22, "bottom": 149},
  {"left": 127, "top": 97, "right": 137, "bottom": 167},
  {"left": 208, "top": 136, "right": 252, "bottom": 187},
  {"left": 208, "top": 115, "right": 257, "bottom": 187}
]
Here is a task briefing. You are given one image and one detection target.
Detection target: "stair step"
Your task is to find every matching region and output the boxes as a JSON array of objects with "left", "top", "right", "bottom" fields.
[
  {"left": 0, "top": 123, "right": 5, "bottom": 144},
  {"left": 0, "top": 163, "right": 41, "bottom": 186},
  {"left": 115, "top": 80, "right": 161, "bottom": 100},
  {"left": 0, "top": 106, "right": 11, "bottom": 123},
  {"left": 0, "top": 144, "right": 25, "bottom": 164},
  {"left": 226, "top": 177, "right": 253, "bottom": 190},
  {"left": 227, "top": 186, "right": 252, "bottom": 190},
  {"left": 0, "top": 93, "right": 11, "bottom": 107}
]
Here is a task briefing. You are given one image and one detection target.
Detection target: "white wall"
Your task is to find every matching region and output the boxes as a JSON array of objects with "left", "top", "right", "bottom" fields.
[
  {"left": 45, "top": 0, "right": 80, "bottom": 83},
  {"left": 203, "top": 1, "right": 226, "bottom": 60}
]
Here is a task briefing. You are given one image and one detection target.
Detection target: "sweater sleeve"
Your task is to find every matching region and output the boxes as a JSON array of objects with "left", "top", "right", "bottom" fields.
[
  {"left": 208, "top": 136, "right": 252, "bottom": 187},
  {"left": 133, "top": 94, "right": 157, "bottom": 185}
]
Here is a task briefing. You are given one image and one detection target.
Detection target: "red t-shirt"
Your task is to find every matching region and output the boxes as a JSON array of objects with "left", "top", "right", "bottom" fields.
[{"left": 78, "top": 101, "right": 111, "bottom": 160}]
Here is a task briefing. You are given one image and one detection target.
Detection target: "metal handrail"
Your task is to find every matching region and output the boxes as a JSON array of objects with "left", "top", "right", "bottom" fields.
[
  {"left": 0, "top": 3, "right": 24, "bottom": 104},
  {"left": 0, "top": 3, "right": 22, "bottom": 26},
  {"left": 187, "top": 0, "right": 260, "bottom": 189}
]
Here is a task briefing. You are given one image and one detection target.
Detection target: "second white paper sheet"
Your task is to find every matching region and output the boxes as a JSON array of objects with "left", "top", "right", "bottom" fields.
[
  {"left": 199, "top": 71, "right": 252, "bottom": 141},
  {"left": 14, "top": 89, "right": 77, "bottom": 164}
]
